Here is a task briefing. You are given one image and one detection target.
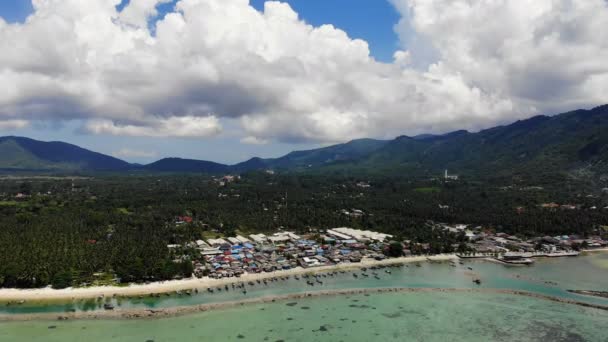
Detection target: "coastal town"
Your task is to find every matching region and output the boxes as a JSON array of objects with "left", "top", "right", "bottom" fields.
[{"left": 168, "top": 223, "right": 608, "bottom": 280}]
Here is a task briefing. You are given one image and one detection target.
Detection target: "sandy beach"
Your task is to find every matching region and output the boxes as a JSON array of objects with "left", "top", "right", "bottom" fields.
[{"left": 0, "top": 254, "right": 457, "bottom": 302}]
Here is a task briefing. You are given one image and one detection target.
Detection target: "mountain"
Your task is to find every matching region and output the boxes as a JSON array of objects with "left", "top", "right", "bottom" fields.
[
  {"left": 347, "top": 105, "right": 608, "bottom": 177},
  {"left": 232, "top": 138, "right": 388, "bottom": 171},
  {"left": 143, "top": 158, "right": 229, "bottom": 173},
  {"left": 1, "top": 105, "right": 606, "bottom": 176},
  {"left": 0, "top": 136, "right": 131, "bottom": 171}
]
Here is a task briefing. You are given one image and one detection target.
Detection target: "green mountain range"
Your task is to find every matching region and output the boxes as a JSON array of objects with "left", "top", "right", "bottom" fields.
[
  {"left": 0, "top": 136, "right": 131, "bottom": 171},
  {"left": 1, "top": 105, "right": 607, "bottom": 177}
]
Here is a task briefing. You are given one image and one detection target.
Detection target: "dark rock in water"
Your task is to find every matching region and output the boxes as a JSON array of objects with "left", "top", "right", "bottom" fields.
[
  {"left": 237, "top": 334, "right": 245, "bottom": 339},
  {"left": 285, "top": 302, "right": 298, "bottom": 307},
  {"left": 286, "top": 317, "right": 294, "bottom": 321},
  {"left": 319, "top": 325, "right": 330, "bottom": 332},
  {"left": 382, "top": 312, "right": 403, "bottom": 319},
  {"left": 300, "top": 306, "right": 310, "bottom": 310},
  {"left": 48, "top": 326, "right": 57, "bottom": 329}
]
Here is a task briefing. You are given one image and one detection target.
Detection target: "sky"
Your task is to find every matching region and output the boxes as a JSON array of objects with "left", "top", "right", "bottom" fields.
[{"left": 0, "top": 0, "right": 607, "bottom": 164}]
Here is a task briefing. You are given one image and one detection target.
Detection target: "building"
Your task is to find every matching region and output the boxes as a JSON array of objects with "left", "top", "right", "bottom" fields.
[
  {"left": 236, "top": 235, "right": 250, "bottom": 244},
  {"left": 195, "top": 240, "right": 210, "bottom": 248},
  {"left": 249, "top": 234, "right": 268, "bottom": 244},
  {"left": 444, "top": 170, "right": 459, "bottom": 181},
  {"left": 332, "top": 227, "right": 393, "bottom": 242},
  {"left": 207, "top": 238, "right": 228, "bottom": 247},
  {"left": 268, "top": 232, "right": 301, "bottom": 244},
  {"left": 227, "top": 237, "right": 241, "bottom": 245},
  {"left": 327, "top": 229, "right": 353, "bottom": 241}
]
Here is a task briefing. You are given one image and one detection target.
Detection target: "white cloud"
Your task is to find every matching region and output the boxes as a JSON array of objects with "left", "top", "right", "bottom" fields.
[
  {"left": 112, "top": 148, "right": 158, "bottom": 159},
  {"left": 241, "top": 136, "right": 269, "bottom": 145},
  {"left": 0, "top": 119, "right": 29, "bottom": 131},
  {"left": 119, "top": 0, "right": 173, "bottom": 28},
  {"left": 85, "top": 116, "right": 222, "bottom": 137},
  {"left": 390, "top": 0, "right": 608, "bottom": 113},
  {"left": 0, "top": 0, "right": 606, "bottom": 143}
]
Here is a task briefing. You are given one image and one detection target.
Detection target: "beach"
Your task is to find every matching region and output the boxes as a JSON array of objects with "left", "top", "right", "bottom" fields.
[{"left": 0, "top": 254, "right": 457, "bottom": 302}]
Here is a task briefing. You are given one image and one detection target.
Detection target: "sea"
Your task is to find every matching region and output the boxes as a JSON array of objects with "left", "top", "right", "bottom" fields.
[{"left": 1, "top": 252, "right": 607, "bottom": 342}]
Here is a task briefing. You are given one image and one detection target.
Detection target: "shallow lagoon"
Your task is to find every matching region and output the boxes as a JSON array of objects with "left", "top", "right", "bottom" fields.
[
  {"left": 1, "top": 252, "right": 607, "bottom": 341},
  {"left": 1, "top": 292, "right": 607, "bottom": 342}
]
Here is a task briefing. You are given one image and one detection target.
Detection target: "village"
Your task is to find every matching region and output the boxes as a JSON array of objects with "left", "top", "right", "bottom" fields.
[{"left": 169, "top": 220, "right": 608, "bottom": 279}]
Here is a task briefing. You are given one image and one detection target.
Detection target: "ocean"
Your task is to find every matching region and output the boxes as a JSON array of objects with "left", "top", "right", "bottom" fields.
[{"left": 1, "top": 252, "right": 607, "bottom": 341}]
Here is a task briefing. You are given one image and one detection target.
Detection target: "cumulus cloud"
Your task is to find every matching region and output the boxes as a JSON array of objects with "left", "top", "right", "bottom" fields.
[
  {"left": 390, "top": 0, "right": 608, "bottom": 113},
  {"left": 0, "top": 0, "right": 607, "bottom": 143},
  {"left": 112, "top": 148, "right": 158, "bottom": 159}
]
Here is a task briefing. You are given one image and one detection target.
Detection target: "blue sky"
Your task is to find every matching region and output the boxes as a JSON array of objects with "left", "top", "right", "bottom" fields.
[{"left": 0, "top": 0, "right": 401, "bottom": 164}]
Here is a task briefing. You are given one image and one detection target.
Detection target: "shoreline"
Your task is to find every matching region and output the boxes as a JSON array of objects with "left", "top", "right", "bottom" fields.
[
  {"left": 1, "top": 287, "right": 606, "bottom": 322},
  {"left": 0, "top": 255, "right": 457, "bottom": 302}
]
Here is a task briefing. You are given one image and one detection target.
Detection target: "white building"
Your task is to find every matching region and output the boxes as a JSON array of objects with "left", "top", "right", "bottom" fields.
[
  {"left": 444, "top": 170, "right": 459, "bottom": 181},
  {"left": 236, "top": 235, "right": 251, "bottom": 244},
  {"left": 249, "top": 234, "right": 268, "bottom": 244},
  {"left": 332, "top": 227, "right": 393, "bottom": 242},
  {"left": 195, "top": 240, "right": 210, "bottom": 248},
  {"left": 327, "top": 229, "right": 353, "bottom": 240},
  {"left": 207, "top": 238, "right": 228, "bottom": 246},
  {"left": 268, "top": 232, "right": 301, "bottom": 244},
  {"left": 227, "top": 237, "right": 241, "bottom": 245}
]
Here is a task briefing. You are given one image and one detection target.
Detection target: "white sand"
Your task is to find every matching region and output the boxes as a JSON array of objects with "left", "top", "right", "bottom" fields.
[{"left": 0, "top": 254, "right": 457, "bottom": 302}]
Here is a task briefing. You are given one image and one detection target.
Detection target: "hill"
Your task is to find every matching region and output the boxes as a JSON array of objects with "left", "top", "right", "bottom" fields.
[
  {"left": 232, "top": 138, "right": 388, "bottom": 171},
  {"left": 349, "top": 105, "right": 608, "bottom": 178},
  {"left": 143, "top": 158, "right": 229, "bottom": 173},
  {"left": 0, "top": 136, "right": 131, "bottom": 171}
]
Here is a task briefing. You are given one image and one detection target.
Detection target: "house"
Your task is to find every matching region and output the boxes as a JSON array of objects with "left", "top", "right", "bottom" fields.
[
  {"left": 207, "top": 238, "right": 228, "bottom": 247},
  {"left": 201, "top": 248, "right": 222, "bottom": 256},
  {"left": 301, "top": 257, "right": 321, "bottom": 267},
  {"left": 195, "top": 240, "right": 210, "bottom": 248},
  {"left": 327, "top": 229, "right": 353, "bottom": 241},
  {"left": 249, "top": 234, "right": 268, "bottom": 244},
  {"left": 236, "top": 235, "right": 250, "bottom": 244},
  {"left": 268, "top": 232, "right": 300, "bottom": 244},
  {"left": 227, "top": 237, "right": 241, "bottom": 245}
]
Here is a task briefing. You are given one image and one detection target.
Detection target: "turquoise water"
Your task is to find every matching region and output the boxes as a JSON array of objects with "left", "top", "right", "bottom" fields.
[
  {"left": 1, "top": 292, "right": 606, "bottom": 341},
  {"left": 3, "top": 253, "right": 608, "bottom": 315},
  {"left": 1, "top": 253, "right": 607, "bottom": 341}
]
